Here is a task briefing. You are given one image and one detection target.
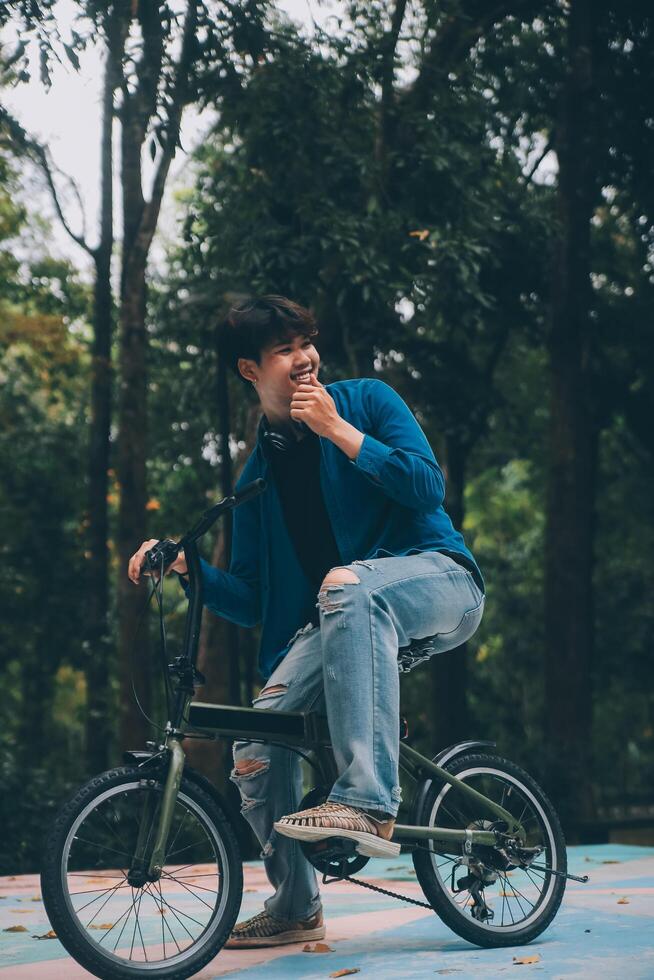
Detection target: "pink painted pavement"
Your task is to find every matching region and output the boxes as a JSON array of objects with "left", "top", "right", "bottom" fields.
[{"left": 1, "top": 845, "right": 653, "bottom": 979}]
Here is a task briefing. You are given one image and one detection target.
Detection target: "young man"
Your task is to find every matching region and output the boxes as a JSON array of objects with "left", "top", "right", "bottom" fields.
[{"left": 128, "top": 295, "right": 485, "bottom": 948}]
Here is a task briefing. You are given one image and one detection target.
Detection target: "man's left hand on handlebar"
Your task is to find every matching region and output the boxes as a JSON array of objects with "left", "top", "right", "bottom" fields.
[{"left": 128, "top": 539, "right": 188, "bottom": 584}]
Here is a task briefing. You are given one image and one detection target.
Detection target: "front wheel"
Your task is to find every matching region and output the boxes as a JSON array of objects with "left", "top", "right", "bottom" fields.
[
  {"left": 412, "top": 753, "right": 566, "bottom": 948},
  {"left": 41, "top": 765, "right": 242, "bottom": 980}
]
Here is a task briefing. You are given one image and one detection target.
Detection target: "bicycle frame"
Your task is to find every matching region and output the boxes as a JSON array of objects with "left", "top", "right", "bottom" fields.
[{"left": 140, "top": 484, "right": 524, "bottom": 880}]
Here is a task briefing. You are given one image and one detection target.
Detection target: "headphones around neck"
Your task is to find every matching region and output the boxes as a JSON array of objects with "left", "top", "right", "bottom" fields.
[{"left": 261, "top": 417, "right": 310, "bottom": 456}]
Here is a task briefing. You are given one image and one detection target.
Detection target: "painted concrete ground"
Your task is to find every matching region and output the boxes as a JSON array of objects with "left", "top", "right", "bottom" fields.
[{"left": 1, "top": 844, "right": 652, "bottom": 979}]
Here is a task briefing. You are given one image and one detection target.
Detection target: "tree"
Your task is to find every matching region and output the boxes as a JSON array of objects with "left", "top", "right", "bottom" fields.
[{"left": 1, "top": 7, "right": 126, "bottom": 769}]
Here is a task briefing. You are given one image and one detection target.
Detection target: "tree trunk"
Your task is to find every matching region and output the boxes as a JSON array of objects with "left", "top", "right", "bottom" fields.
[
  {"left": 430, "top": 434, "right": 470, "bottom": 748},
  {"left": 184, "top": 347, "right": 254, "bottom": 786},
  {"left": 117, "top": 245, "right": 150, "bottom": 751},
  {"left": 544, "top": 0, "right": 597, "bottom": 829},
  {"left": 85, "top": 45, "right": 116, "bottom": 772},
  {"left": 114, "top": 0, "right": 197, "bottom": 752}
]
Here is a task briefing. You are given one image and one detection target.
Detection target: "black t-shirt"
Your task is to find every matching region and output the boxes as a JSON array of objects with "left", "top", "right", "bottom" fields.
[{"left": 267, "top": 429, "right": 341, "bottom": 626}]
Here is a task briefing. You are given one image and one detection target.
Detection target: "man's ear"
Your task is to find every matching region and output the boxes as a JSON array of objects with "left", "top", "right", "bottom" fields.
[{"left": 237, "top": 357, "right": 258, "bottom": 385}]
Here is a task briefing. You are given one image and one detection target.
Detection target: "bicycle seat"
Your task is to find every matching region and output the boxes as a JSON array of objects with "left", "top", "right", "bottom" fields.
[{"left": 397, "top": 634, "right": 438, "bottom": 673}]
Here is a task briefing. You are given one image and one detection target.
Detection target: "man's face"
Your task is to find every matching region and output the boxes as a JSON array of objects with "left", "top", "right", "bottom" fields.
[{"left": 239, "top": 333, "right": 321, "bottom": 403}]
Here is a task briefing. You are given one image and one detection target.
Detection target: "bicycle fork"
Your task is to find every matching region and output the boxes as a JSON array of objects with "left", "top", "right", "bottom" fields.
[{"left": 127, "top": 737, "right": 186, "bottom": 886}]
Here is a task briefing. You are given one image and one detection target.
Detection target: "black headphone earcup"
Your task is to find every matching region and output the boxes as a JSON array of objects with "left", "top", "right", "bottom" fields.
[
  {"left": 265, "top": 430, "right": 292, "bottom": 453},
  {"left": 261, "top": 419, "right": 308, "bottom": 457}
]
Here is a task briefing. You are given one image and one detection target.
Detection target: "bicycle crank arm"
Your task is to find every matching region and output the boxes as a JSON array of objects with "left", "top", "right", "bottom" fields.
[{"left": 530, "top": 863, "right": 589, "bottom": 883}]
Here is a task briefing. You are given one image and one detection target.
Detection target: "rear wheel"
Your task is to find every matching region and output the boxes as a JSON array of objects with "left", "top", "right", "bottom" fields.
[
  {"left": 412, "top": 753, "right": 566, "bottom": 948},
  {"left": 41, "top": 766, "right": 242, "bottom": 979}
]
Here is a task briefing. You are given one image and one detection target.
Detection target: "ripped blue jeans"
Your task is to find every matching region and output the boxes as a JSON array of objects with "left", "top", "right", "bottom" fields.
[{"left": 230, "top": 550, "right": 485, "bottom": 921}]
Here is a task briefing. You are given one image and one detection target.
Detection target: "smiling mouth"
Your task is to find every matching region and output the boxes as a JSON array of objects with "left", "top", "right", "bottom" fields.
[{"left": 291, "top": 370, "right": 312, "bottom": 382}]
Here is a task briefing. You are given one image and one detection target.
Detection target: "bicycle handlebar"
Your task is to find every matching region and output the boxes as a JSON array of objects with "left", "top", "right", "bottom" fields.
[
  {"left": 180, "top": 477, "right": 267, "bottom": 546},
  {"left": 143, "top": 478, "right": 267, "bottom": 572}
]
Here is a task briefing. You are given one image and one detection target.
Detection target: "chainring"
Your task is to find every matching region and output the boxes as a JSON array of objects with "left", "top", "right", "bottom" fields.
[{"left": 296, "top": 787, "right": 370, "bottom": 878}]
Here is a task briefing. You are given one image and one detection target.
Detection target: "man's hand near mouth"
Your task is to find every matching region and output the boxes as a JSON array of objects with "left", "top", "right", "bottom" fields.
[{"left": 290, "top": 372, "right": 364, "bottom": 460}]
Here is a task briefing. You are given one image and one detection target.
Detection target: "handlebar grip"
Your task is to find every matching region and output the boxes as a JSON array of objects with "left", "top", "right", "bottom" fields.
[
  {"left": 143, "top": 538, "right": 181, "bottom": 572},
  {"left": 232, "top": 477, "right": 267, "bottom": 506}
]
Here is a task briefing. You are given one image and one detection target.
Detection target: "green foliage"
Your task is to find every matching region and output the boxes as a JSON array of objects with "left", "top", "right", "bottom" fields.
[
  {"left": 0, "top": 143, "right": 92, "bottom": 872},
  {"left": 1, "top": 2, "right": 654, "bottom": 869}
]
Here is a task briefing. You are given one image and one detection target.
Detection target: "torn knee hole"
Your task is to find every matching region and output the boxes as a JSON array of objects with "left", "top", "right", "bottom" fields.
[
  {"left": 241, "top": 796, "right": 264, "bottom": 813},
  {"left": 233, "top": 758, "right": 269, "bottom": 777},
  {"left": 259, "top": 683, "right": 288, "bottom": 698},
  {"left": 320, "top": 568, "right": 360, "bottom": 590}
]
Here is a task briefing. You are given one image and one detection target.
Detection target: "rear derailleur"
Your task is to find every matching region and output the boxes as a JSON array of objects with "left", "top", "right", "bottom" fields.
[{"left": 451, "top": 857, "right": 498, "bottom": 922}]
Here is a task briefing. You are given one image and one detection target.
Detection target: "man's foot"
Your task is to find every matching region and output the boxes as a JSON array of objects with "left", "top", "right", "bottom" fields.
[
  {"left": 274, "top": 801, "right": 400, "bottom": 858},
  {"left": 225, "top": 908, "right": 325, "bottom": 949}
]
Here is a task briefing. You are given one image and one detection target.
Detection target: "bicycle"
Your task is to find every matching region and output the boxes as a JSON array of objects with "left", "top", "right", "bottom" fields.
[{"left": 41, "top": 479, "right": 587, "bottom": 980}]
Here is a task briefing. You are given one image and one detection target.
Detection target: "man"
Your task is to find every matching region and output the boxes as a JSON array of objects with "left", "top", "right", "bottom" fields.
[{"left": 128, "top": 295, "right": 485, "bottom": 948}]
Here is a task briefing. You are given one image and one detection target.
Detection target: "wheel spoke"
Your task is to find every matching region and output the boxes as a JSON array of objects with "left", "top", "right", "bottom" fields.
[
  {"left": 97, "top": 802, "right": 131, "bottom": 854},
  {"left": 57, "top": 777, "right": 231, "bottom": 969},
  {"left": 168, "top": 872, "right": 219, "bottom": 880},
  {"left": 421, "top": 762, "right": 561, "bottom": 934},
  {"left": 71, "top": 880, "right": 128, "bottom": 913},
  {"left": 148, "top": 881, "right": 183, "bottom": 956},
  {"left": 67, "top": 872, "right": 125, "bottom": 879},
  {"left": 524, "top": 865, "right": 545, "bottom": 890},
  {"left": 73, "top": 836, "right": 132, "bottom": 860},
  {"left": 69, "top": 884, "right": 131, "bottom": 897},
  {"left": 164, "top": 840, "right": 210, "bottom": 861},
  {"left": 162, "top": 872, "right": 219, "bottom": 898},
  {"left": 133, "top": 888, "right": 148, "bottom": 961},
  {"left": 152, "top": 892, "right": 199, "bottom": 938},
  {"left": 85, "top": 880, "right": 128, "bottom": 925},
  {"left": 165, "top": 809, "right": 189, "bottom": 863},
  {"left": 503, "top": 874, "right": 535, "bottom": 913}
]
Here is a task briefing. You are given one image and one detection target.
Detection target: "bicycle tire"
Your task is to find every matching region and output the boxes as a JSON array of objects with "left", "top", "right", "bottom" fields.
[
  {"left": 41, "top": 765, "right": 242, "bottom": 980},
  {"left": 412, "top": 752, "right": 566, "bottom": 948}
]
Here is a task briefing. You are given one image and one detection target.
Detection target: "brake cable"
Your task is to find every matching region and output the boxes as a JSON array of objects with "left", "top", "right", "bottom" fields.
[{"left": 128, "top": 553, "right": 175, "bottom": 734}]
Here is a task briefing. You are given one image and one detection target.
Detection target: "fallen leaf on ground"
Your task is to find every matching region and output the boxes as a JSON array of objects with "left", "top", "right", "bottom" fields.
[
  {"left": 157, "top": 909, "right": 167, "bottom": 915},
  {"left": 302, "top": 941, "right": 334, "bottom": 953},
  {"left": 617, "top": 897, "right": 630, "bottom": 904},
  {"left": 602, "top": 859, "right": 620, "bottom": 864},
  {"left": 31, "top": 895, "right": 42, "bottom": 901},
  {"left": 89, "top": 923, "right": 115, "bottom": 929},
  {"left": 11, "top": 909, "right": 34, "bottom": 914},
  {"left": 385, "top": 865, "right": 404, "bottom": 871},
  {"left": 244, "top": 888, "right": 258, "bottom": 892},
  {"left": 3, "top": 925, "right": 28, "bottom": 933},
  {"left": 513, "top": 954, "right": 541, "bottom": 965},
  {"left": 330, "top": 970, "right": 360, "bottom": 978},
  {"left": 33, "top": 930, "right": 57, "bottom": 939}
]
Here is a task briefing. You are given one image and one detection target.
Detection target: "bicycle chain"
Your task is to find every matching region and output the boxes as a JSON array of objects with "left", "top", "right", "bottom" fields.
[{"left": 322, "top": 853, "right": 435, "bottom": 911}]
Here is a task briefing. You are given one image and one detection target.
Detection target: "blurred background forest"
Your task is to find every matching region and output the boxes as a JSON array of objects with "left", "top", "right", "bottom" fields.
[{"left": 1, "top": 0, "right": 653, "bottom": 872}]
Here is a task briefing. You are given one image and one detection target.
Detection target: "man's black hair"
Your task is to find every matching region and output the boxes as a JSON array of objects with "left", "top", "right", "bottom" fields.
[{"left": 219, "top": 295, "right": 319, "bottom": 385}]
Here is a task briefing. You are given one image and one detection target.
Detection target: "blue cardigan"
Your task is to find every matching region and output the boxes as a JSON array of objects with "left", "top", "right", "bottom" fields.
[{"left": 186, "top": 377, "right": 482, "bottom": 679}]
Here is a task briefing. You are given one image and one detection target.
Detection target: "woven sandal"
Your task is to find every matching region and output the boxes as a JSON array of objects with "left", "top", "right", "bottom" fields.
[
  {"left": 274, "top": 801, "right": 400, "bottom": 858},
  {"left": 225, "top": 908, "right": 325, "bottom": 948}
]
